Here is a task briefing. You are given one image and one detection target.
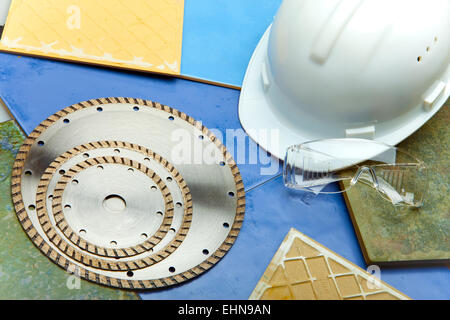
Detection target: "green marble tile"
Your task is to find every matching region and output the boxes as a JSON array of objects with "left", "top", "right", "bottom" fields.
[
  {"left": 0, "top": 120, "right": 139, "bottom": 299},
  {"left": 343, "top": 102, "right": 450, "bottom": 264}
]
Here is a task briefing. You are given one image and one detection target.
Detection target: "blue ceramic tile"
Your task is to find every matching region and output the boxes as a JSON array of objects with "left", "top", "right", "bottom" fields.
[
  {"left": 0, "top": 53, "right": 280, "bottom": 190},
  {"left": 181, "top": 0, "right": 282, "bottom": 87}
]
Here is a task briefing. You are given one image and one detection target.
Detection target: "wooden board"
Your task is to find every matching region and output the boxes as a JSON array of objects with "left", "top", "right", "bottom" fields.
[
  {"left": 250, "top": 228, "right": 410, "bottom": 300},
  {"left": 342, "top": 102, "right": 450, "bottom": 265}
]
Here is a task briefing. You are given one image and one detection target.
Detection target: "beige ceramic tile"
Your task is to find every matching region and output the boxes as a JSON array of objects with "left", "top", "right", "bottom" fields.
[
  {"left": 0, "top": 0, "right": 184, "bottom": 75},
  {"left": 250, "top": 228, "right": 411, "bottom": 300}
]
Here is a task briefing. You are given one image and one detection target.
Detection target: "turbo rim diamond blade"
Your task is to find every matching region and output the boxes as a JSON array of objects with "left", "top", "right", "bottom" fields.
[{"left": 11, "top": 97, "right": 245, "bottom": 289}]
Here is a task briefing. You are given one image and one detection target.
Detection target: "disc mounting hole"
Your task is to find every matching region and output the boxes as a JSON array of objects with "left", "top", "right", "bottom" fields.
[
  {"left": 28, "top": 205, "right": 35, "bottom": 211},
  {"left": 151, "top": 186, "right": 157, "bottom": 191},
  {"left": 228, "top": 191, "right": 235, "bottom": 197},
  {"left": 48, "top": 195, "right": 53, "bottom": 199},
  {"left": 72, "top": 179, "right": 79, "bottom": 185},
  {"left": 168, "top": 116, "right": 174, "bottom": 121},
  {"left": 169, "top": 228, "right": 176, "bottom": 234},
  {"left": 141, "top": 233, "right": 148, "bottom": 239},
  {"left": 83, "top": 153, "right": 89, "bottom": 158},
  {"left": 114, "top": 149, "right": 120, "bottom": 154},
  {"left": 59, "top": 169, "right": 65, "bottom": 175},
  {"left": 223, "top": 222, "right": 229, "bottom": 228},
  {"left": 169, "top": 267, "right": 176, "bottom": 273},
  {"left": 133, "top": 106, "right": 139, "bottom": 111},
  {"left": 79, "top": 229, "right": 86, "bottom": 235},
  {"left": 103, "top": 195, "right": 126, "bottom": 213},
  {"left": 63, "top": 119, "right": 70, "bottom": 124},
  {"left": 175, "top": 202, "right": 182, "bottom": 208},
  {"left": 219, "top": 161, "right": 225, "bottom": 167},
  {"left": 156, "top": 211, "right": 163, "bottom": 216},
  {"left": 64, "top": 205, "right": 72, "bottom": 211},
  {"left": 198, "top": 135, "right": 204, "bottom": 140},
  {"left": 202, "top": 249, "right": 209, "bottom": 255},
  {"left": 128, "top": 168, "right": 134, "bottom": 173},
  {"left": 97, "top": 107, "right": 103, "bottom": 112},
  {"left": 166, "top": 177, "right": 172, "bottom": 182},
  {"left": 97, "top": 165, "right": 104, "bottom": 170},
  {"left": 37, "top": 141, "right": 44, "bottom": 146},
  {"left": 110, "top": 240, "right": 117, "bottom": 246},
  {"left": 24, "top": 170, "right": 32, "bottom": 176},
  {"left": 127, "top": 270, "right": 134, "bottom": 277}
]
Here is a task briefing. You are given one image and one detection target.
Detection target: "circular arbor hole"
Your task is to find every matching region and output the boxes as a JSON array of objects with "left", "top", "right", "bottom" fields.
[{"left": 103, "top": 195, "right": 126, "bottom": 213}]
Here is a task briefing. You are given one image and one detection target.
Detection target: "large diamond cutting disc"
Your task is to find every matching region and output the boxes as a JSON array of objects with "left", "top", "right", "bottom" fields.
[{"left": 11, "top": 97, "right": 245, "bottom": 289}]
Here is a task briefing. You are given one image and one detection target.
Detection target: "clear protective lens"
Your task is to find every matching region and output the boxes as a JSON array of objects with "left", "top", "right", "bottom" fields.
[
  {"left": 283, "top": 144, "right": 355, "bottom": 194},
  {"left": 283, "top": 139, "right": 427, "bottom": 207}
]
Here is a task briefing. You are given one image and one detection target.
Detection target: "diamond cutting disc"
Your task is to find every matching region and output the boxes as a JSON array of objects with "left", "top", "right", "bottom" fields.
[{"left": 11, "top": 97, "right": 245, "bottom": 289}]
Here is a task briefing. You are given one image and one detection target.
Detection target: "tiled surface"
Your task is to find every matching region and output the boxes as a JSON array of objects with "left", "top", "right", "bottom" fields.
[
  {"left": 180, "top": 0, "right": 281, "bottom": 87},
  {"left": 141, "top": 175, "right": 360, "bottom": 300},
  {"left": 146, "top": 176, "right": 447, "bottom": 300},
  {"left": 250, "top": 229, "right": 409, "bottom": 300},
  {"left": 0, "top": 52, "right": 448, "bottom": 300},
  {"left": 1, "top": 0, "right": 283, "bottom": 88},
  {"left": 344, "top": 105, "right": 450, "bottom": 264}
]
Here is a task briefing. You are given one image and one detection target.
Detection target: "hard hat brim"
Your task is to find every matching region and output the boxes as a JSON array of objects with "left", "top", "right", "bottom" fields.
[{"left": 239, "top": 25, "right": 450, "bottom": 160}]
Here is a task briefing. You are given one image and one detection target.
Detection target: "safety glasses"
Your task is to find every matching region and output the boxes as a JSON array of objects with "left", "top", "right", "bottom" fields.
[{"left": 283, "top": 139, "right": 427, "bottom": 207}]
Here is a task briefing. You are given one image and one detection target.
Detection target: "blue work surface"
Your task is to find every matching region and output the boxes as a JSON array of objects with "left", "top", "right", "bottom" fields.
[
  {"left": 181, "top": 0, "right": 281, "bottom": 88},
  {"left": 0, "top": 53, "right": 448, "bottom": 300},
  {"left": 0, "top": 53, "right": 280, "bottom": 190}
]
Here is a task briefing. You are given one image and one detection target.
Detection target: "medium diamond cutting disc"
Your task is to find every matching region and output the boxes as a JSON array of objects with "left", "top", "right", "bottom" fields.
[{"left": 11, "top": 97, "right": 245, "bottom": 289}]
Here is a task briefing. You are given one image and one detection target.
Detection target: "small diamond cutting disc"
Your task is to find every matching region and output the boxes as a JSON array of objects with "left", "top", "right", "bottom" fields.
[{"left": 11, "top": 97, "right": 245, "bottom": 289}]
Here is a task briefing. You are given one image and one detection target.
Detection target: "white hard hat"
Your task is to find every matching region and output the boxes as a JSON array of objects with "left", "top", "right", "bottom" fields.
[{"left": 239, "top": 0, "right": 450, "bottom": 160}]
